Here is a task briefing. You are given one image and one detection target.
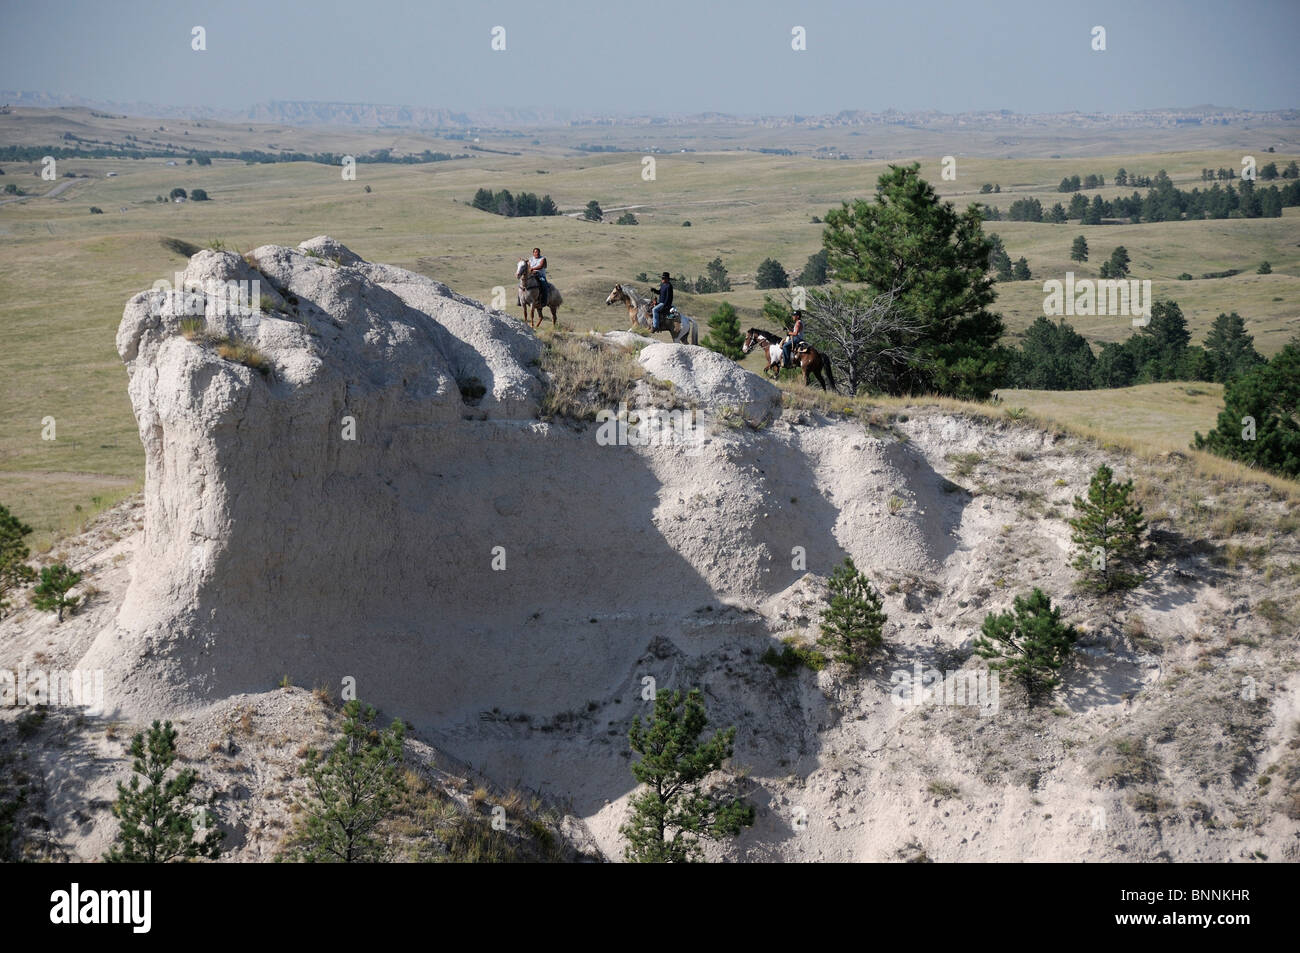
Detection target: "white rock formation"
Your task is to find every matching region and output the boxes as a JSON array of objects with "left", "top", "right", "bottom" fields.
[
  {"left": 84, "top": 238, "right": 956, "bottom": 739},
  {"left": 637, "top": 342, "right": 782, "bottom": 424}
]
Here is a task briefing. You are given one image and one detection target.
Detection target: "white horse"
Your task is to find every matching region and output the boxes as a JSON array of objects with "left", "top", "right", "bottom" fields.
[
  {"left": 604, "top": 283, "right": 698, "bottom": 345},
  {"left": 516, "top": 258, "right": 562, "bottom": 327}
]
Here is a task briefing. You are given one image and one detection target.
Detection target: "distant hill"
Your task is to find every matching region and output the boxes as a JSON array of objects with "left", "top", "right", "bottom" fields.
[{"left": 1, "top": 90, "right": 1295, "bottom": 130}]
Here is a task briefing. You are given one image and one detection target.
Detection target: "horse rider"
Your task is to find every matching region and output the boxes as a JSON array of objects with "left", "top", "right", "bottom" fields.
[
  {"left": 651, "top": 272, "right": 673, "bottom": 331},
  {"left": 527, "top": 247, "right": 549, "bottom": 306},
  {"left": 782, "top": 309, "right": 805, "bottom": 368}
]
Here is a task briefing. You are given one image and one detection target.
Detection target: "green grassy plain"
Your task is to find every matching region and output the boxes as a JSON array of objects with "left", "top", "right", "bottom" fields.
[
  {"left": 996, "top": 381, "right": 1225, "bottom": 453},
  {"left": 1, "top": 113, "right": 1297, "bottom": 542}
]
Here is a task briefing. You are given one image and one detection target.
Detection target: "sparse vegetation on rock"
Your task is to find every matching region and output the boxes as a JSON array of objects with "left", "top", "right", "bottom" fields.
[
  {"left": 621, "top": 689, "right": 754, "bottom": 862},
  {"left": 105, "top": 720, "right": 223, "bottom": 862},
  {"left": 287, "top": 700, "right": 405, "bottom": 863},
  {"left": 1068, "top": 464, "right": 1148, "bottom": 592},
  {"left": 818, "top": 557, "right": 888, "bottom": 667},
  {"left": 32, "top": 563, "right": 81, "bottom": 622},
  {"left": 974, "top": 588, "right": 1078, "bottom": 702}
]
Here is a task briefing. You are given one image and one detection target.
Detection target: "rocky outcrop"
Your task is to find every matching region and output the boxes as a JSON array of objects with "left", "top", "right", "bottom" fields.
[
  {"left": 637, "top": 342, "right": 782, "bottom": 424},
  {"left": 83, "top": 238, "right": 957, "bottom": 740}
]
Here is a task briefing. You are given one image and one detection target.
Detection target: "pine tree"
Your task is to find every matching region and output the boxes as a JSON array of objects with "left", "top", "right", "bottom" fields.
[
  {"left": 702, "top": 302, "right": 745, "bottom": 359},
  {"left": 105, "top": 721, "right": 223, "bottom": 862},
  {"left": 1070, "top": 235, "right": 1089, "bottom": 263},
  {"left": 755, "top": 257, "right": 789, "bottom": 289},
  {"left": 1012, "top": 257, "right": 1032, "bottom": 280},
  {"left": 974, "top": 588, "right": 1077, "bottom": 702},
  {"left": 818, "top": 557, "right": 887, "bottom": 666},
  {"left": 0, "top": 504, "right": 35, "bottom": 618},
  {"left": 820, "top": 163, "right": 1004, "bottom": 398},
  {"left": 1106, "top": 246, "right": 1131, "bottom": 277},
  {"left": 32, "top": 563, "right": 81, "bottom": 622},
  {"left": 797, "top": 248, "right": 829, "bottom": 286},
  {"left": 705, "top": 256, "right": 732, "bottom": 292},
  {"left": 621, "top": 688, "right": 754, "bottom": 863},
  {"left": 1009, "top": 317, "right": 1096, "bottom": 390},
  {"left": 583, "top": 200, "right": 603, "bottom": 222},
  {"left": 291, "top": 699, "right": 405, "bottom": 862},
  {"left": 1202, "top": 311, "right": 1264, "bottom": 383},
  {"left": 1068, "top": 465, "right": 1148, "bottom": 592}
]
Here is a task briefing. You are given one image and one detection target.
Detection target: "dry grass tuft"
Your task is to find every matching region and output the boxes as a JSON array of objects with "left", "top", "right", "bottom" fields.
[{"left": 538, "top": 331, "right": 643, "bottom": 420}]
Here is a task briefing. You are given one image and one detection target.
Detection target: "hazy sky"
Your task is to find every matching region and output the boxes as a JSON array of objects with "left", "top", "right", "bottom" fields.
[{"left": 2, "top": 0, "right": 1297, "bottom": 115}]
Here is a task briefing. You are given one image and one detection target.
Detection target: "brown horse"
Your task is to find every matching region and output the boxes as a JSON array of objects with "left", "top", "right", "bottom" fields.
[
  {"left": 516, "top": 259, "right": 563, "bottom": 327},
  {"left": 742, "top": 327, "right": 836, "bottom": 391},
  {"left": 605, "top": 283, "right": 699, "bottom": 345}
]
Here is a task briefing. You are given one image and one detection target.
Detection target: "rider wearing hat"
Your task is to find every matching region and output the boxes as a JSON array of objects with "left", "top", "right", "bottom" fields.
[
  {"left": 782, "top": 309, "right": 805, "bottom": 368},
  {"left": 651, "top": 272, "right": 673, "bottom": 331}
]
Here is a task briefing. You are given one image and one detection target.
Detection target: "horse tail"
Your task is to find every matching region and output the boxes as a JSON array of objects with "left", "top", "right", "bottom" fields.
[
  {"left": 822, "top": 353, "right": 836, "bottom": 393},
  {"left": 690, "top": 318, "right": 698, "bottom": 345}
]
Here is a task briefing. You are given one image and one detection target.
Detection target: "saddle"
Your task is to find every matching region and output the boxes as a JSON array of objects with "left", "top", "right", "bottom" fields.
[
  {"left": 652, "top": 306, "right": 681, "bottom": 329},
  {"left": 523, "top": 275, "right": 547, "bottom": 306}
]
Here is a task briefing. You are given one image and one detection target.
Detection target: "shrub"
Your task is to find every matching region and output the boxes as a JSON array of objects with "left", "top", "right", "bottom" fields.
[
  {"left": 1068, "top": 464, "right": 1148, "bottom": 592},
  {"left": 214, "top": 336, "right": 269, "bottom": 374},
  {"left": 289, "top": 700, "right": 405, "bottom": 862},
  {"left": 760, "top": 639, "right": 827, "bottom": 675},
  {"left": 160, "top": 236, "right": 200, "bottom": 257},
  {"left": 32, "top": 564, "right": 81, "bottom": 622},
  {"left": 620, "top": 689, "right": 754, "bottom": 862},
  {"left": 818, "top": 557, "right": 887, "bottom": 667},
  {"left": 105, "top": 721, "right": 223, "bottom": 862},
  {"left": 974, "top": 588, "right": 1077, "bottom": 702},
  {"left": 0, "top": 504, "right": 36, "bottom": 618}
]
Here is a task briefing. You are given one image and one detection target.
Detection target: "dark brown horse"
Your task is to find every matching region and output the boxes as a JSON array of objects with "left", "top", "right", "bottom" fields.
[{"left": 741, "top": 327, "right": 836, "bottom": 391}]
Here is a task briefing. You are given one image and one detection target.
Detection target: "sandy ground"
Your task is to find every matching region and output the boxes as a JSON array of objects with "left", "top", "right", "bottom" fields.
[{"left": 4, "top": 405, "right": 1297, "bottom": 862}]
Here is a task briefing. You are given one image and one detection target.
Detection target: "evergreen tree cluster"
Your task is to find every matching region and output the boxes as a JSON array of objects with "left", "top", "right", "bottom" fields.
[
  {"left": 1195, "top": 336, "right": 1300, "bottom": 479},
  {"left": 1057, "top": 173, "right": 1106, "bottom": 192},
  {"left": 1007, "top": 305, "right": 1266, "bottom": 392},
  {"left": 470, "top": 188, "right": 559, "bottom": 217},
  {"left": 1055, "top": 171, "right": 1299, "bottom": 223}
]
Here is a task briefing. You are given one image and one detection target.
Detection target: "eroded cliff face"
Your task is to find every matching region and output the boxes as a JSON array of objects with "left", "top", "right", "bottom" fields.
[
  {"left": 85, "top": 238, "right": 959, "bottom": 727},
  {"left": 67, "top": 239, "right": 1298, "bottom": 863}
]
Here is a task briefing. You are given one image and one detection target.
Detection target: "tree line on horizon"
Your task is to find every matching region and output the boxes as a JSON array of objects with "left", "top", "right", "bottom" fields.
[{"left": 987, "top": 172, "right": 1298, "bottom": 224}]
